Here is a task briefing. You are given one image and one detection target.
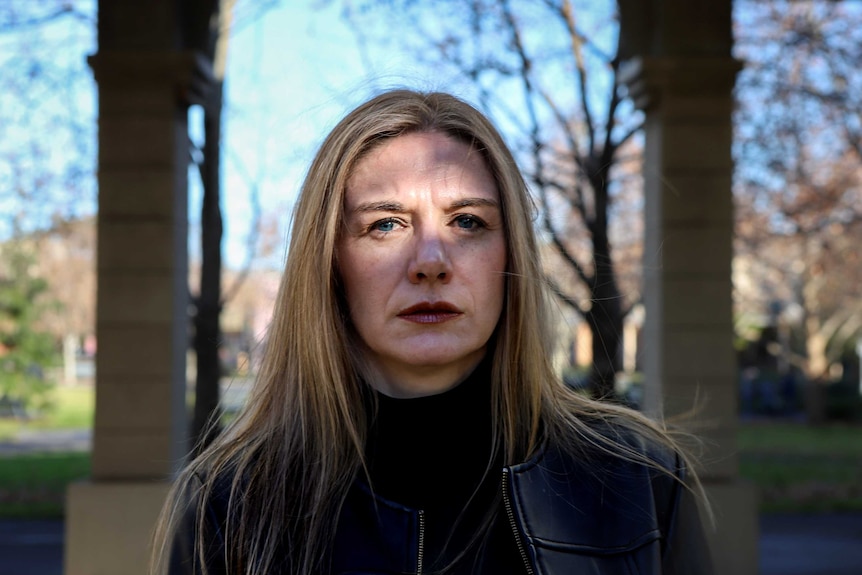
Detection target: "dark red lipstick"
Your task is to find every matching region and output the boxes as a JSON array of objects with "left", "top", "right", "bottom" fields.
[{"left": 397, "top": 301, "right": 462, "bottom": 324}]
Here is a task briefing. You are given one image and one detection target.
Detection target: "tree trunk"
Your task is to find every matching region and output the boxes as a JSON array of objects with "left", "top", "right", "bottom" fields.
[
  {"left": 191, "top": 82, "right": 224, "bottom": 454},
  {"left": 585, "top": 228, "right": 624, "bottom": 400},
  {"left": 584, "top": 165, "right": 623, "bottom": 400}
]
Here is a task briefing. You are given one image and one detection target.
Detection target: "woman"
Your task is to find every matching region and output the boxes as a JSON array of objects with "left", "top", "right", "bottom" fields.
[{"left": 153, "top": 90, "right": 714, "bottom": 575}]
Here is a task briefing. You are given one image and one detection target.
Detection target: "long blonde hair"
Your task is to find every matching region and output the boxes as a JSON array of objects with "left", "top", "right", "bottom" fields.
[{"left": 152, "top": 90, "right": 699, "bottom": 575}]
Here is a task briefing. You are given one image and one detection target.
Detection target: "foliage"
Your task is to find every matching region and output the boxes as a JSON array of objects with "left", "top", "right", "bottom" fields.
[
  {"left": 735, "top": 0, "right": 862, "bottom": 195},
  {"left": 733, "top": 0, "right": 862, "bottom": 381},
  {"left": 0, "top": 242, "right": 60, "bottom": 411}
]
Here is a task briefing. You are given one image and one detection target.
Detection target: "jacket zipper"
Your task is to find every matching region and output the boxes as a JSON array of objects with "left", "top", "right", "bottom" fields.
[
  {"left": 417, "top": 509, "right": 425, "bottom": 574},
  {"left": 502, "top": 468, "right": 535, "bottom": 575}
]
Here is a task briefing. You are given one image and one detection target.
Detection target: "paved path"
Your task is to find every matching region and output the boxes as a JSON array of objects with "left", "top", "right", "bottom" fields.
[
  {"left": 759, "top": 513, "right": 862, "bottom": 575},
  {"left": 0, "top": 429, "right": 91, "bottom": 456},
  {"left": 1, "top": 514, "right": 861, "bottom": 574},
  {"left": 0, "top": 520, "right": 64, "bottom": 575}
]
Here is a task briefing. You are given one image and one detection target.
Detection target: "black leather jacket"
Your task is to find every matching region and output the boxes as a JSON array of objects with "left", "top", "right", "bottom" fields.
[
  {"left": 330, "top": 440, "right": 713, "bottom": 575},
  {"left": 500, "top": 440, "right": 713, "bottom": 575},
  {"left": 171, "top": 438, "right": 713, "bottom": 575}
]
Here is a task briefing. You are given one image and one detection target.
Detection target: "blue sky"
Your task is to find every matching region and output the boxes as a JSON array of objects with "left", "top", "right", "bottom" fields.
[
  {"left": 0, "top": 0, "right": 437, "bottom": 267},
  {"left": 216, "top": 0, "right": 621, "bottom": 268},
  {"left": 1, "top": 0, "right": 619, "bottom": 269},
  {"left": 216, "top": 1, "right": 445, "bottom": 268},
  {"left": 0, "top": 1, "right": 97, "bottom": 238}
]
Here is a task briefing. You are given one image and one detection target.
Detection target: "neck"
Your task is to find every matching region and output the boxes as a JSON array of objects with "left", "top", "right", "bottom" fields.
[{"left": 368, "top": 349, "right": 487, "bottom": 398}]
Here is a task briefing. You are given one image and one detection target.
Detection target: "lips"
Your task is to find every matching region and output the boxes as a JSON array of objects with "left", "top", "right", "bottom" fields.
[{"left": 397, "top": 301, "right": 462, "bottom": 324}]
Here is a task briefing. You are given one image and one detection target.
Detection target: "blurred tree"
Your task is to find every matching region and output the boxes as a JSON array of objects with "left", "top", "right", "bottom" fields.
[
  {"left": 0, "top": 1, "right": 93, "bottom": 411},
  {"left": 0, "top": 240, "right": 59, "bottom": 413},
  {"left": 0, "top": 0, "right": 274, "bottom": 451},
  {"left": 345, "top": 0, "right": 643, "bottom": 399},
  {"left": 734, "top": 0, "right": 862, "bottom": 385},
  {"left": 184, "top": 0, "right": 278, "bottom": 453},
  {"left": 31, "top": 217, "right": 96, "bottom": 386},
  {"left": 183, "top": 0, "right": 232, "bottom": 454}
]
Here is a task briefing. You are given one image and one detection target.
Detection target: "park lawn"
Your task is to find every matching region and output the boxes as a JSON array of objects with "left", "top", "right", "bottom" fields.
[
  {"left": 0, "top": 452, "right": 91, "bottom": 518},
  {"left": 737, "top": 421, "right": 862, "bottom": 513},
  {"left": 0, "top": 385, "right": 94, "bottom": 441},
  {"left": 0, "top": 386, "right": 95, "bottom": 517}
]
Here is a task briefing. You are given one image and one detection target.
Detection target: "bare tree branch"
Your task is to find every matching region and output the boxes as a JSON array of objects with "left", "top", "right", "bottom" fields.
[
  {"left": 600, "top": 60, "right": 624, "bottom": 169},
  {"left": 544, "top": 274, "right": 587, "bottom": 319},
  {"left": 557, "top": 0, "right": 595, "bottom": 155},
  {"left": 0, "top": 5, "right": 91, "bottom": 33},
  {"left": 500, "top": 0, "right": 544, "bottom": 170},
  {"left": 539, "top": 199, "right": 592, "bottom": 287}
]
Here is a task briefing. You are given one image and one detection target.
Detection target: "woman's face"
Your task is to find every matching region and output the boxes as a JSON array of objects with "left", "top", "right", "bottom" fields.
[{"left": 337, "top": 131, "right": 507, "bottom": 398}]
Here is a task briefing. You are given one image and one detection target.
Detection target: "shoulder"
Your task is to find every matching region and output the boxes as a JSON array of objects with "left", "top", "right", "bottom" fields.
[
  {"left": 505, "top": 419, "right": 713, "bottom": 574},
  {"left": 514, "top": 417, "right": 684, "bottom": 493},
  {"left": 507, "top": 420, "right": 684, "bottom": 551}
]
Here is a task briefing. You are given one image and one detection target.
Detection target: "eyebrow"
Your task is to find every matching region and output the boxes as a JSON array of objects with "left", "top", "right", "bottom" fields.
[
  {"left": 352, "top": 201, "right": 407, "bottom": 214},
  {"left": 350, "top": 197, "right": 500, "bottom": 215},
  {"left": 448, "top": 197, "right": 500, "bottom": 211}
]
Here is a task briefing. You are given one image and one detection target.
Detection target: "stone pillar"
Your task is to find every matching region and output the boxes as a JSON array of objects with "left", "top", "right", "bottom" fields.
[
  {"left": 64, "top": 34, "right": 205, "bottom": 575},
  {"left": 618, "top": 2, "right": 759, "bottom": 574}
]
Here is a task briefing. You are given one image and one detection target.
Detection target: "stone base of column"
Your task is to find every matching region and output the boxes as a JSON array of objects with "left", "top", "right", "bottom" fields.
[
  {"left": 65, "top": 481, "right": 171, "bottom": 575},
  {"left": 704, "top": 479, "right": 760, "bottom": 575}
]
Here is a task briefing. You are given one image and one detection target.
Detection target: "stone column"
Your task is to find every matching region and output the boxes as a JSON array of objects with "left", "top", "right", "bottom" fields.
[
  {"left": 621, "top": 54, "right": 759, "bottom": 575},
  {"left": 617, "top": 2, "right": 759, "bottom": 573},
  {"left": 64, "top": 48, "right": 204, "bottom": 575}
]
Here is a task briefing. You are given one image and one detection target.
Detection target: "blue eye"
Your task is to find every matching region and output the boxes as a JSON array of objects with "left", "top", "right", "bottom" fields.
[
  {"left": 455, "top": 215, "right": 483, "bottom": 230},
  {"left": 372, "top": 219, "right": 398, "bottom": 233}
]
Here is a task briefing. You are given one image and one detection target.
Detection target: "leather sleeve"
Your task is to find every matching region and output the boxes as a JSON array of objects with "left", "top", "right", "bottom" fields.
[{"left": 660, "top": 460, "right": 715, "bottom": 575}]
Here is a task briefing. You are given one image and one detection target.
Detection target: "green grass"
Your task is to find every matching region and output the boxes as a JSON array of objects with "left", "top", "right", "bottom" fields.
[
  {"left": 0, "top": 385, "right": 94, "bottom": 440},
  {"left": 0, "top": 452, "right": 91, "bottom": 518},
  {"left": 738, "top": 421, "right": 862, "bottom": 513},
  {"left": 738, "top": 422, "right": 862, "bottom": 454},
  {"left": 0, "top": 385, "right": 94, "bottom": 517}
]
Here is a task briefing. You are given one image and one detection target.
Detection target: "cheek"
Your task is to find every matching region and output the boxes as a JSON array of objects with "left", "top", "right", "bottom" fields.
[
  {"left": 486, "top": 240, "right": 508, "bottom": 286},
  {"left": 338, "top": 248, "right": 397, "bottom": 316},
  {"left": 473, "top": 242, "right": 507, "bottom": 314},
  {"left": 336, "top": 246, "right": 362, "bottom": 312},
  {"left": 339, "top": 261, "right": 368, "bottom": 312}
]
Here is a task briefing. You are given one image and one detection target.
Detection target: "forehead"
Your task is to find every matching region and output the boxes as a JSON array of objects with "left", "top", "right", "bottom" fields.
[{"left": 344, "top": 132, "right": 498, "bottom": 205}]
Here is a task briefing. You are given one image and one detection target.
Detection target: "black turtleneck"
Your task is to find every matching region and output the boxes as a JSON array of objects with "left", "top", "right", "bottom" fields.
[
  {"left": 363, "top": 356, "right": 515, "bottom": 574},
  {"left": 365, "top": 357, "right": 495, "bottom": 506}
]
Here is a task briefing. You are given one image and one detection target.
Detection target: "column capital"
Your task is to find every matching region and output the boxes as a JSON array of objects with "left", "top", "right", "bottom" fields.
[
  {"left": 619, "top": 56, "right": 742, "bottom": 112},
  {"left": 88, "top": 50, "right": 216, "bottom": 107}
]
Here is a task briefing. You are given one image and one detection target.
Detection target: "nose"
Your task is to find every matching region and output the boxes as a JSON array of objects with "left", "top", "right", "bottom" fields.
[{"left": 408, "top": 229, "right": 451, "bottom": 284}]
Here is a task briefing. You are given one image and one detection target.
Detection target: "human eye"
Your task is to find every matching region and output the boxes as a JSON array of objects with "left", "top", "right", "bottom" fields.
[
  {"left": 452, "top": 214, "right": 486, "bottom": 231},
  {"left": 368, "top": 217, "right": 402, "bottom": 234}
]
